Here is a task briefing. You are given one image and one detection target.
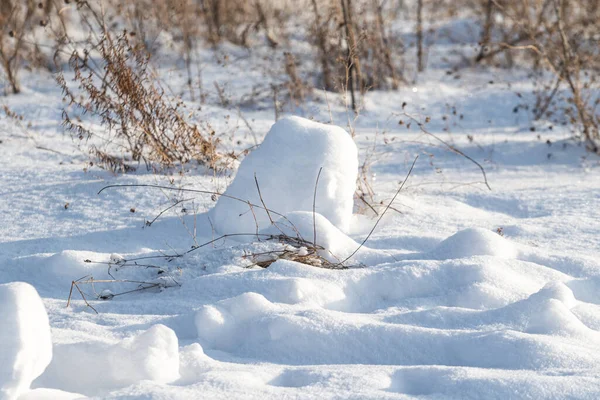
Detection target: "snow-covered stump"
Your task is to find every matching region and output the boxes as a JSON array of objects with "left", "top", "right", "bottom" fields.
[
  {"left": 0, "top": 282, "right": 52, "bottom": 400},
  {"left": 211, "top": 116, "right": 358, "bottom": 234}
]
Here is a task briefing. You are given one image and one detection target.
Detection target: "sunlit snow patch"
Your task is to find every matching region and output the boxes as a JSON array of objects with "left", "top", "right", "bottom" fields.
[
  {"left": 0, "top": 282, "right": 52, "bottom": 400},
  {"left": 38, "top": 325, "right": 179, "bottom": 394},
  {"left": 429, "top": 227, "right": 518, "bottom": 259}
]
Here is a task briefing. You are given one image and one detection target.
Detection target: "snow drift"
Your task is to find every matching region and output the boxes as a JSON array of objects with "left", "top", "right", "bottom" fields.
[
  {"left": 0, "top": 282, "right": 52, "bottom": 400},
  {"left": 211, "top": 116, "right": 358, "bottom": 235},
  {"left": 37, "top": 324, "right": 180, "bottom": 394},
  {"left": 429, "top": 227, "right": 518, "bottom": 260}
]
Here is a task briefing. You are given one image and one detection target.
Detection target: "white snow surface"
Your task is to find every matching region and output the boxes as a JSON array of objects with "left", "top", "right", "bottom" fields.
[
  {"left": 37, "top": 324, "right": 179, "bottom": 393},
  {"left": 1, "top": 41, "right": 600, "bottom": 399},
  {"left": 0, "top": 283, "right": 52, "bottom": 400},
  {"left": 211, "top": 116, "right": 358, "bottom": 234}
]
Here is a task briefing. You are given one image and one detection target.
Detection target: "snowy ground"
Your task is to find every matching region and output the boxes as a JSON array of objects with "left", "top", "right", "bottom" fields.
[{"left": 1, "top": 40, "right": 600, "bottom": 399}]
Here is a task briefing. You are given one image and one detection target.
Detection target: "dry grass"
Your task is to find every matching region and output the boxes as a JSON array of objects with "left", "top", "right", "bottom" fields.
[
  {"left": 57, "top": 25, "right": 227, "bottom": 172},
  {"left": 1, "top": 0, "right": 598, "bottom": 155}
]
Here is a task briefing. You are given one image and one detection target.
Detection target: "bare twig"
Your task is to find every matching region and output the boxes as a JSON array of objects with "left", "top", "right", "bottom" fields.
[
  {"left": 312, "top": 167, "right": 323, "bottom": 246},
  {"left": 67, "top": 276, "right": 98, "bottom": 314},
  {"left": 400, "top": 113, "right": 492, "bottom": 190},
  {"left": 337, "top": 155, "right": 418, "bottom": 266},
  {"left": 98, "top": 183, "right": 302, "bottom": 236},
  {"left": 145, "top": 198, "right": 194, "bottom": 227},
  {"left": 254, "top": 173, "right": 276, "bottom": 225}
]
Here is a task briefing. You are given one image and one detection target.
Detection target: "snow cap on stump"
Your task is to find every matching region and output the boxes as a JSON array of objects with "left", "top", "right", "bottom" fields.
[
  {"left": 211, "top": 116, "right": 358, "bottom": 234},
  {"left": 0, "top": 282, "right": 53, "bottom": 400}
]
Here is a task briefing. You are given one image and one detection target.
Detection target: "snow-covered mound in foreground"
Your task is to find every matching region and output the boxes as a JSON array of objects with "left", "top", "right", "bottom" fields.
[
  {"left": 429, "top": 227, "right": 518, "bottom": 259},
  {"left": 18, "top": 388, "right": 83, "bottom": 400},
  {"left": 38, "top": 325, "right": 179, "bottom": 394},
  {"left": 191, "top": 259, "right": 600, "bottom": 369},
  {"left": 211, "top": 116, "right": 358, "bottom": 234},
  {"left": 0, "top": 282, "right": 52, "bottom": 400}
]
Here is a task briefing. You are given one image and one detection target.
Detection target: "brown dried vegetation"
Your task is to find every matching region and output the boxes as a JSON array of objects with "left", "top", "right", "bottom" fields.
[
  {"left": 57, "top": 28, "right": 224, "bottom": 171},
  {"left": 1, "top": 0, "right": 599, "bottom": 155}
]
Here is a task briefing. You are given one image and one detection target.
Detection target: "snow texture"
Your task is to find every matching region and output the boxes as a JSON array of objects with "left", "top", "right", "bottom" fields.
[
  {"left": 38, "top": 325, "right": 180, "bottom": 394},
  {"left": 0, "top": 283, "right": 52, "bottom": 400},
  {"left": 211, "top": 116, "right": 358, "bottom": 234},
  {"left": 428, "top": 227, "right": 518, "bottom": 259}
]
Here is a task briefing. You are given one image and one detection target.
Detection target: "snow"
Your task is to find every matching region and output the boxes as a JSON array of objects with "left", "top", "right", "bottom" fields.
[
  {"left": 428, "top": 227, "right": 518, "bottom": 259},
  {"left": 196, "top": 293, "right": 279, "bottom": 351},
  {"left": 0, "top": 20, "right": 600, "bottom": 400},
  {"left": 17, "top": 389, "right": 83, "bottom": 400},
  {"left": 37, "top": 324, "right": 179, "bottom": 394},
  {"left": 211, "top": 116, "right": 358, "bottom": 235},
  {"left": 0, "top": 283, "right": 52, "bottom": 400}
]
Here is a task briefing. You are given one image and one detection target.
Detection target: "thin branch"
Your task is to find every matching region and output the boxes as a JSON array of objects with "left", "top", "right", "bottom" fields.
[
  {"left": 357, "top": 194, "right": 379, "bottom": 216},
  {"left": 254, "top": 173, "right": 275, "bottom": 225},
  {"left": 247, "top": 200, "right": 260, "bottom": 238},
  {"left": 401, "top": 113, "right": 491, "bottom": 190},
  {"left": 313, "top": 167, "right": 323, "bottom": 247},
  {"left": 337, "top": 156, "right": 418, "bottom": 267},
  {"left": 69, "top": 279, "right": 98, "bottom": 314},
  {"left": 98, "top": 183, "right": 302, "bottom": 236},
  {"left": 145, "top": 198, "right": 193, "bottom": 227}
]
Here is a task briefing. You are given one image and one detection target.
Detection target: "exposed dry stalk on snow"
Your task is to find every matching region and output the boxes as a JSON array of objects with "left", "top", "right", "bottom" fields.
[
  {"left": 399, "top": 111, "right": 492, "bottom": 190},
  {"left": 83, "top": 258, "right": 167, "bottom": 277},
  {"left": 243, "top": 244, "right": 343, "bottom": 269},
  {"left": 67, "top": 274, "right": 181, "bottom": 313},
  {"left": 67, "top": 276, "right": 99, "bottom": 314},
  {"left": 337, "top": 155, "right": 418, "bottom": 267},
  {"left": 96, "top": 155, "right": 418, "bottom": 271},
  {"left": 97, "top": 182, "right": 351, "bottom": 270},
  {"left": 89, "top": 146, "right": 137, "bottom": 173},
  {"left": 355, "top": 130, "right": 382, "bottom": 216},
  {"left": 313, "top": 167, "right": 323, "bottom": 247},
  {"left": 56, "top": 18, "right": 227, "bottom": 171},
  {"left": 144, "top": 198, "right": 195, "bottom": 228}
]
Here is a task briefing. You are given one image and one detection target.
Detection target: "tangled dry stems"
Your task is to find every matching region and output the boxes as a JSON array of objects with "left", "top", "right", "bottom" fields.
[
  {"left": 2, "top": 0, "right": 598, "bottom": 154},
  {"left": 57, "top": 30, "right": 227, "bottom": 172}
]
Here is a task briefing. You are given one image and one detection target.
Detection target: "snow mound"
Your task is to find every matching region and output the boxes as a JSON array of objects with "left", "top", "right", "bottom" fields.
[
  {"left": 196, "top": 292, "right": 278, "bottom": 351},
  {"left": 429, "top": 228, "right": 518, "bottom": 259},
  {"left": 524, "top": 282, "right": 590, "bottom": 337},
  {"left": 111, "top": 324, "right": 180, "bottom": 384},
  {"left": 261, "top": 211, "right": 364, "bottom": 262},
  {"left": 38, "top": 325, "right": 179, "bottom": 394},
  {"left": 530, "top": 281, "right": 577, "bottom": 309},
  {"left": 211, "top": 116, "right": 358, "bottom": 234},
  {"left": 328, "top": 257, "right": 569, "bottom": 313},
  {"left": 0, "top": 282, "right": 52, "bottom": 400}
]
